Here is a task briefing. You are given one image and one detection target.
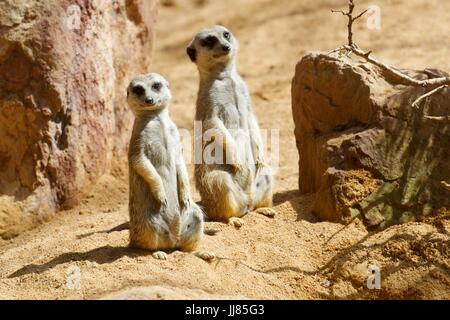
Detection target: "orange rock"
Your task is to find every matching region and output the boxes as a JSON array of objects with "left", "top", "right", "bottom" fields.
[
  {"left": 291, "top": 52, "right": 450, "bottom": 229},
  {"left": 0, "top": 0, "right": 158, "bottom": 238}
]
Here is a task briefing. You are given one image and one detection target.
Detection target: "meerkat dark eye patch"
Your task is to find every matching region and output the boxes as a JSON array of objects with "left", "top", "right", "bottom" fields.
[
  {"left": 187, "top": 46, "right": 197, "bottom": 62},
  {"left": 223, "top": 31, "right": 231, "bottom": 40},
  {"left": 152, "top": 82, "right": 162, "bottom": 91},
  {"left": 132, "top": 84, "right": 145, "bottom": 96},
  {"left": 200, "top": 35, "right": 217, "bottom": 48}
]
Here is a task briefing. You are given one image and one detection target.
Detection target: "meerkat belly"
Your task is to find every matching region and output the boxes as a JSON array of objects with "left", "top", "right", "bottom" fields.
[
  {"left": 217, "top": 86, "right": 255, "bottom": 168},
  {"left": 235, "top": 83, "right": 257, "bottom": 170},
  {"left": 129, "top": 166, "right": 152, "bottom": 212},
  {"left": 147, "top": 142, "right": 179, "bottom": 214}
]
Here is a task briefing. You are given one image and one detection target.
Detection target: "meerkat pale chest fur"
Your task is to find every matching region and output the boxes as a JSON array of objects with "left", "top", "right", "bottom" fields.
[
  {"left": 187, "top": 26, "right": 276, "bottom": 225},
  {"left": 126, "top": 73, "right": 212, "bottom": 260}
]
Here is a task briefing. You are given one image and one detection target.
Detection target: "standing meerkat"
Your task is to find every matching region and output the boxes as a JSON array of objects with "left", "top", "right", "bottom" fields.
[
  {"left": 187, "top": 25, "right": 276, "bottom": 226},
  {"left": 127, "top": 73, "right": 213, "bottom": 261}
]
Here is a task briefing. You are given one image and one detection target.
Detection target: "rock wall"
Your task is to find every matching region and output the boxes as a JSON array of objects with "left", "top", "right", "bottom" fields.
[
  {"left": 292, "top": 52, "right": 450, "bottom": 229},
  {"left": 0, "top": 0, "right": 157, "bottom": 238}
]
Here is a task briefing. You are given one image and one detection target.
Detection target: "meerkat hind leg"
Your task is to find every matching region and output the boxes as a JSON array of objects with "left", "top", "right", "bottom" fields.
[
  {"left": 152, "top": 251, "right": 168, "bottom": 260},
  {"left": 228, "top": 217, "right": 245, "bottom": 228},
  {"left": 194, "top": 251, "right": 216, "bottom": 262},
  {"left": 227, "top": 202, "right": 250, "bottom": 228},
  {"left": 255, "top": 207, "right": 277, "bottom": 218}
]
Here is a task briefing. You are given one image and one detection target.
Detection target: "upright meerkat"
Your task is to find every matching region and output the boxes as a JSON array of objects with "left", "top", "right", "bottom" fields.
[
  {"left": 127, "top": 73, "right": 212, "bottom": 260},
  {"left": 187, "top": 25, "right": 275, "bottom": 226}
]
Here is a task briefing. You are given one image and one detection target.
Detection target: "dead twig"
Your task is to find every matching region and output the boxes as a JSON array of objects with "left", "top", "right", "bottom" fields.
[
  {"left": 344, "top": 44, "right": 450, "bottom": 88},
  {"left": 424, "top": 115, "right": 450, "bottom": 121},
  {"left": 331, "top": 0, "right": 450, "bottom": 119},
  {"left": 441, "top": 181, "right": 450, "bottom": 191},
  {"left": 331, "top": 0, "right": 368, "bottom": 46},
  {"left": 412, "top": 85, "right": 448, "bottom": 108}
]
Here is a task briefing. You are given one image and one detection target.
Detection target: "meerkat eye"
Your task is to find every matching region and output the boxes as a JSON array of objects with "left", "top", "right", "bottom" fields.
[
  {"left": 201, "top": 35, "right": 217, "bottom": 48},
  {"left": 132, "top": 85, "right": 145, "bottom": 96},
  {"left": 152, "top": 82, "right": 162, "bottom": 91},
  {"left": 223, "top": 31, "right": 231, "bottom": 40}
]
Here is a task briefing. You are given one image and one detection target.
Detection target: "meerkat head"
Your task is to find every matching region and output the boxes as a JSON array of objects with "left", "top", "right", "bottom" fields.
[
  {"left": 126, "top": 73, "right": 172, "bottom": 115},
  {"left": 186, "top": 25, "right": 238, "bottom": 71}
]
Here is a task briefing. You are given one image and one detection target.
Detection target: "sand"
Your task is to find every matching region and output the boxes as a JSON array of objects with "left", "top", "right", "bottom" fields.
[{"left": 0, "top": 0, "right": 449, "bottom": 299}]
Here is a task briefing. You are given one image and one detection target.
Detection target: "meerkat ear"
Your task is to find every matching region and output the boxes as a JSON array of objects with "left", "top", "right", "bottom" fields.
[{"left": 186, "top": 41, "right": 197, "bottom": 62}]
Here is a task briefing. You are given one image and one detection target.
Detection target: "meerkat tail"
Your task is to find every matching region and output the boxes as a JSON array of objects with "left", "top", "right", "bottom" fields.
[
  {"left": 106, "top": 222, "right": 130, "bottom": 233},
  {"left": 194, "top": 251, "right": 216, "bottom": 262}
]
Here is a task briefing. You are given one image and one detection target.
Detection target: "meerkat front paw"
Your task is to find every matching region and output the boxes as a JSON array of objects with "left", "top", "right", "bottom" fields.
[
  {"left": 195, "top": 251, "right": 216, "bottom": 262},
  {"left": 255, "top": 159, "right": 265, "bottom": 171},
  {"left": 228, "top": 217, "right": 244, "bottom": 228},
  {"left": 230, "top": 163, "right": 242, "bottom": 174},
  {"left": 179, "top": 199, "right": 189, "bottom": 213},
  {"left": 255, "top": 207, "right": 277, "bottom": 218},
  {"left": 154, "top": 188, "right": 168, "bottom": 208},
  {"left": 152, "top": 251, "right": 168, "bottom": 260}
]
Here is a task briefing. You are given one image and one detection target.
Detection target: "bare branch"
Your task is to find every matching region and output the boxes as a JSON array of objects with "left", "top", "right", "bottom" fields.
[
  {"left": 332, "top": 0, "right": 368, "bottom": 46},
  {"left": 327, "top": 46, "right": 346, "bottom": 55},
  {"left": 331, "top": 9, "right": 347, "bottom": 15},
  {"left": 344, "top": 45, "right": 450, "bottom": 114},
  {"left": 330, "top": 0, "right": 450, "bottom": 119},
  {"left": 441, "top": 181, "right": 450, "bottom": 190},
  {"left": 424, "top": 115, "right": 450, "bottom": 121},
  {"left": 354, "top": 9, "right": 369, "bottom": 21},
  {"left": 412, "top": 85, "right": 448, "bottom": 109},
  {"left": 344, "top": 44, "right": 450, "bottom": 88}
]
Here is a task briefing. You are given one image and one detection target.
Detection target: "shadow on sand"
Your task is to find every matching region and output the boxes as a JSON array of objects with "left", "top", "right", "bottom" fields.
[{"left": 8, "top": 245, "right": 149, "bottom": 279}]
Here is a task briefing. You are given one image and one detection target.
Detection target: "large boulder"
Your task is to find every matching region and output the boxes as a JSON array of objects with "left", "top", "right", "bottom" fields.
[
  {"left": 0, "top": 0, "right": 157, "bottom": 238},
  {"left": 292, "top": 52, "right": 450, "bottom": 229}
]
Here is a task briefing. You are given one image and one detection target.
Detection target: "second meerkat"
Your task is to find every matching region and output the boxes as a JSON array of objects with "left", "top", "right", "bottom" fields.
[{"left": 187, "top": 25, "right": 275, "bottom": 225}]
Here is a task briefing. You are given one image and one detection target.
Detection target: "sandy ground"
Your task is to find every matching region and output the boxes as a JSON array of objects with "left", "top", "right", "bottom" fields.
[{"left": 0, "top": 0, "right": 449, "bottom": 299}]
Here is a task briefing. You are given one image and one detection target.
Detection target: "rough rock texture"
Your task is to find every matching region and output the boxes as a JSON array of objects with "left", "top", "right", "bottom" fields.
[
  {"left": 292, "top": 53, "right": 450, "bottom": 229},
  {"left": 0, "top": 0, "right": 157, "bottom": 238}
]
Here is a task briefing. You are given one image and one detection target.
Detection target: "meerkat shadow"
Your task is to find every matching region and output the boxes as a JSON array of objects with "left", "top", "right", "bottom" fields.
[{"left": 7, "top": 245, "right": 149, "bottom": 279}]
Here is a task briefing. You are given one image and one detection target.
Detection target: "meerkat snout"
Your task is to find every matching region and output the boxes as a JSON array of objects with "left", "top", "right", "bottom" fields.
[
  {"left": 186, "top": 25, "right": 237, "bottom": 66},
  {"left": 126, "top": 73, "right": 172, "bottom": 114}
]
